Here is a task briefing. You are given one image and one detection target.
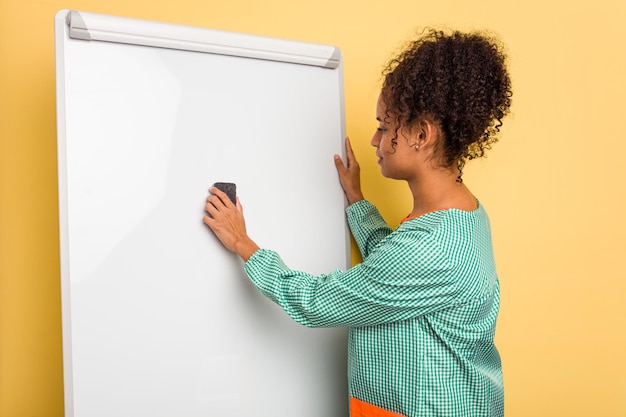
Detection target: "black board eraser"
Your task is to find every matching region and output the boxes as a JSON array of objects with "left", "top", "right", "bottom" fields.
[{"left": 213, "top": 182, "right": 236, "bottom": 204}]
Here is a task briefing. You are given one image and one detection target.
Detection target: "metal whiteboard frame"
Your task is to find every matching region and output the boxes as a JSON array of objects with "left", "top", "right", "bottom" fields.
[{"left": 64, "top": 10, "right": 341, "bottom": 68}]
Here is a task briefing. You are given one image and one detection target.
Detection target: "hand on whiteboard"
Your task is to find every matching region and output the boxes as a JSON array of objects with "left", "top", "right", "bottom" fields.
[
  {"left": 334, "top": 137, "right": 365, "bottom": 205},
  {"left": 203, "top": 187, "right": 260, "bottom": 262}
]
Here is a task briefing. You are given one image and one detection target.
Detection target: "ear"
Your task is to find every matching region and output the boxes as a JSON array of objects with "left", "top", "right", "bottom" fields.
[{"left": 410, "top": 119, "right": 439, "bottom": 149}]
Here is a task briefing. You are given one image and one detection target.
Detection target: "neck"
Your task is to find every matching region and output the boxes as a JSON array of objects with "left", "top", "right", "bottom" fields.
[{"left": 406, "top": 167, "right": 476, "bottom": 217}]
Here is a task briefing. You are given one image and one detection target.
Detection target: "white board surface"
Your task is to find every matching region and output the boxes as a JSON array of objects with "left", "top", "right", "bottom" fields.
[{"left": 55, "top": 10, "right": 349, "bottom": 417}]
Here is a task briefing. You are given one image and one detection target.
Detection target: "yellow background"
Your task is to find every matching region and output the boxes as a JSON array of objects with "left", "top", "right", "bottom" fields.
[{"left": 1, "top": 0, "right": 625, "bottom": 416}]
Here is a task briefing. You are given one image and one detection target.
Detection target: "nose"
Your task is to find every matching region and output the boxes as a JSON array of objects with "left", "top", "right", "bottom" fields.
[{"left": 370, "top": 130, "right": 381, "bottom": 148}]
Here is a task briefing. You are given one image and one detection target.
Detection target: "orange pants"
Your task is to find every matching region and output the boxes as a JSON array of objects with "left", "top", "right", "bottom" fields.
[{"left": 350, "top": 397, "right": 407, "bottom": 417}]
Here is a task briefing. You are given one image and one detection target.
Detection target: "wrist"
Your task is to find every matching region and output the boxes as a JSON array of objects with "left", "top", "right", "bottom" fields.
[
  {"left": 347, "top": 192, "right": 365, "bottom": 205},
  {"left": 234, "top": 237, "right": 260, "bottom": 262}
]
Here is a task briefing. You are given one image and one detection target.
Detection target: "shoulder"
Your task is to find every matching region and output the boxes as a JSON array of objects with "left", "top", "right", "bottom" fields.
[
  {"left": 394, "top": 204, "right": 494, "bottom": 272},
  {"left": 399, "top": 203, "right": 491, "bottom": 243}
]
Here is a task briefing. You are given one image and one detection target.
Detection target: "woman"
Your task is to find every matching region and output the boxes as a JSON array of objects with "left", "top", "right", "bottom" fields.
[{"left": 204, "top": 29, "right": 512, "bottom": 417}]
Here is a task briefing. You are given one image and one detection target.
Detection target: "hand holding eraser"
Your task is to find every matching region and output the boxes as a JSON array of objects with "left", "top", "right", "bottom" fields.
[{"left": 213, "top": 182, "right": 236, "bottom": 204}]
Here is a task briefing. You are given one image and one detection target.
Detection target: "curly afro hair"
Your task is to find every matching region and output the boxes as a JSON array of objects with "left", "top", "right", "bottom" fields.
[{"left": 381, "top": 29, "right": 513, "bottom": 181}]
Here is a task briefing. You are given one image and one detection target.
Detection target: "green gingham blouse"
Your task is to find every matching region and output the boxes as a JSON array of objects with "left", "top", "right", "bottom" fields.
[{"left": 244, "top": 200, "right": 503, "bottom": 417}]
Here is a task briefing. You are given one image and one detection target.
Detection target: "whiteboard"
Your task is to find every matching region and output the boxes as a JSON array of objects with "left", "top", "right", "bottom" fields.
[{"left": 55, "top": 10, "right": 349, "bottom": 417}]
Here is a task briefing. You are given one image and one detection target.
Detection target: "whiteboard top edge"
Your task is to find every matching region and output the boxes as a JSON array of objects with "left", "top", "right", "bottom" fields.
[{"left": 55, "top": 9, "right": 342, "bottom": 69}]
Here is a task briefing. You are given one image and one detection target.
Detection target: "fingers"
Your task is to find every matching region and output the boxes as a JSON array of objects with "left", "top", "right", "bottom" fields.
[
  {"left": 205, "top": 197, "right": 219, "bottom": 215},
  {"left": 345, "top": 137, "right": 355, "bottom": 164},
  {"left": 202, "top": 214, "right": 214, "bottom": 227},
  {"left": 333, "top": 137, "right": 364, "bottom": 205},
  {"left": 334, "top": 137, "right": 359, "bottom": 170},
  {"left": 205, "top": 187, "right": 244, "bottom": 219},
  {"left": 205, "top": 188, "right": 235, "bottom": 225},
  {"left": 334, "top": 153, "right": 346, "bottom": 173},
  {"left": 344, "top": 137, "right": 359, "bottom": 170},
  {"left": 208, "top": 186, "right": 235, "bottom": 207}
]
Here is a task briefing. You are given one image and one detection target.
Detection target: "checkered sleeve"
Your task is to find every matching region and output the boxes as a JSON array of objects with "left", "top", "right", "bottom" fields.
[
  {"left": 345, "top": 200, "right": 393, "bottom": 258},
  {"left": 243, "top": 202, "right": 463, "bottom": 328}
]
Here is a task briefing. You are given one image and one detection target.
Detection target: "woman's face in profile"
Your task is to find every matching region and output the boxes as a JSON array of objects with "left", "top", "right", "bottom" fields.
[{"left": 370, "top": 96, "right": 418, "bottom": 181}]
